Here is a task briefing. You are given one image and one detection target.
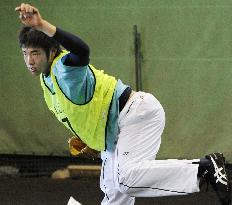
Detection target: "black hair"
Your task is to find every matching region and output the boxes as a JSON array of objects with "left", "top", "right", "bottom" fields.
[{"left": 18, "top": 26, "right": 62, "bottom": 58}]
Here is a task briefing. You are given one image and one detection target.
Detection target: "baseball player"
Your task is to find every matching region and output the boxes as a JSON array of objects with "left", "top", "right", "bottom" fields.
[{"left": 15, "top": 3, "right": 231, "bottom": 205}]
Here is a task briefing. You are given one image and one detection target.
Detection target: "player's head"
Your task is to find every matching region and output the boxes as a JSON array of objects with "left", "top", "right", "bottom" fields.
[{"left": 18, "top": 26, "right": 62, "bottom": 76}]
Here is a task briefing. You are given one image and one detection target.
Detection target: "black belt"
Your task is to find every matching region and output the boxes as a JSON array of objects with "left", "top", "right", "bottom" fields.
[{"left": 119, "top": 87, "right": 132, "bottom": 112}]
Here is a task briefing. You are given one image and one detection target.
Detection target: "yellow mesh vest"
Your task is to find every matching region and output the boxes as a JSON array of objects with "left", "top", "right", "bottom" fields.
[{"left": 40, "top": 51, "right": 117, "bottom": 151}]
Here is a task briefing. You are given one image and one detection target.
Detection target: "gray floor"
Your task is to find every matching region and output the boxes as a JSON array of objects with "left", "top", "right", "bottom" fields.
[{"left": 0, "top": 177, "right": 226, "bottom": 205}]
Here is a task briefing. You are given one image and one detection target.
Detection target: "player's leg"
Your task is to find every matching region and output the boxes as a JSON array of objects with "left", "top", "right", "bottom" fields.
[
  {"left": 116, "top": 91, "right": 231, "bottom": 204},
  {"left": 115, "top": 91, "right": 200, "bottom": 196},
  {"left": 100, "top": 150, "right": 135, "bottom": 205}
]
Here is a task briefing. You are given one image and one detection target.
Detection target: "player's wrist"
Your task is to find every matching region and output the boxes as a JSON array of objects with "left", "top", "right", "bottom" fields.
[{"left": 36, "top": 20, "right": 56, "bottom": 37}]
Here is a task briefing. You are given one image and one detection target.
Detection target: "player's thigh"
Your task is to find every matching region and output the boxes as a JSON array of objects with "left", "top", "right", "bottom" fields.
[{"left": 117, "top": 92, "right": 165, "bottom": 165}]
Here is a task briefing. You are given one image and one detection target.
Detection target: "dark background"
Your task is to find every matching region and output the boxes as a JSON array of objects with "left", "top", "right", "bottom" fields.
[{"left": 0, "top": 177, "right": 227, "bottom": 205}]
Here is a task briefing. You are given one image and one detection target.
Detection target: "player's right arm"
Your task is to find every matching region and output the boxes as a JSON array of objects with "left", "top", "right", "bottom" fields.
[
  {"left": 15, "top": 3, "right": 56, "bottom": 37},
  {"left": 53, "top": 28, "right": 90, "bottom": 67},
  {"left": 15, "top": 3, "right": 90, "bottom": 67}
]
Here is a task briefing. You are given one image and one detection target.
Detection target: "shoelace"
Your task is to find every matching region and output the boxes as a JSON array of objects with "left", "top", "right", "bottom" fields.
[{"left": 210, "top": 156, "right": 228, "bottom": 186}]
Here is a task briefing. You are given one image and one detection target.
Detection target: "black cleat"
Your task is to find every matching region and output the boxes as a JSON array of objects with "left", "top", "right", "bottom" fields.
[{"left": 204, "top": 153, "right": 231, "bottom": 205}]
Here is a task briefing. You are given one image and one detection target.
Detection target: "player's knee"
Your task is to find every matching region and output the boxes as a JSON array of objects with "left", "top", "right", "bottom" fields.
[{"left": 117, "top": 166, "right": 135, "bottom": 195}]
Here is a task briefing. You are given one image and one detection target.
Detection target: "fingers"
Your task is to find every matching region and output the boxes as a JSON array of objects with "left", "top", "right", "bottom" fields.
[
  {"left": 15, "top": 3, "right": 37, "bottom": 13},
  {"left": 15, "top": 3, "right": 39, "bottom": 19},
  {"left": 15, "top": 6, "right": 21, "bottom": 11}
]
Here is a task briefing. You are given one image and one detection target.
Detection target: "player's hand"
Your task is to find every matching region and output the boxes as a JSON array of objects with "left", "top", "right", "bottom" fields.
[
  {"left": 15, "top": 3, "right": 43, "bottom": 29},
  {"left": 68, "top": 136, "right": 100, "bottom": 160},
  {"left": 80, "top": 146, "right": 100, "bottom": 160},
  {"left": 68, "top": 136, "right": 86, "bottom": 156}
]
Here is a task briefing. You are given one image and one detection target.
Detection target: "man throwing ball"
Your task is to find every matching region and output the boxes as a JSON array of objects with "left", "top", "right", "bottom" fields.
[{"left": 15, "top": 3, "right": 231, "bottom": 205}]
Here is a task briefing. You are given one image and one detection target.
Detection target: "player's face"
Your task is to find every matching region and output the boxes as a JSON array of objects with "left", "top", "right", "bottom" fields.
[{"left": 22, "top": 47, "right": 51, "bottom": 76}]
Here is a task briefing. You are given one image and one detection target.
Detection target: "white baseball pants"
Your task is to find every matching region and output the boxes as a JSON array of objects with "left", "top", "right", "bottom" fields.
[{"left": 100, "top": 92, "right": 200, "bottom": 205}]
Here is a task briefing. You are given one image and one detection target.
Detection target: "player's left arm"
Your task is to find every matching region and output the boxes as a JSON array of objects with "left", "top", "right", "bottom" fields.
[{"left": 68, "top": 136, "right": 100, "bottom": 159}]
